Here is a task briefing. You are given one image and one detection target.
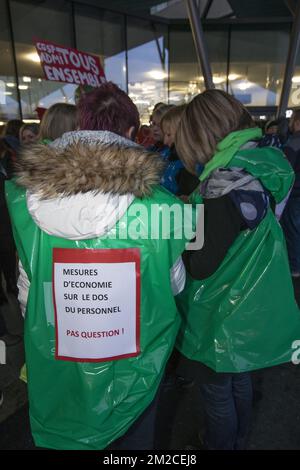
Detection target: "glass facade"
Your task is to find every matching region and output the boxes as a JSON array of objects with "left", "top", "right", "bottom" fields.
[
  {"left": 169, "top": 26, "right": 229, "bottom": 104},
  {"left": 10, "top": 0, "right": 76, "bottom": 120},
  {"left": 169, "top": 23, "right": 291, "bottom": 111},
  {"left": 127, "top": 17, "right": 168, "bottom": 124},
  {"left": 0, "top": 0, "right": 297, "bottom": 125},
  {"left": 229, "top": 26, "right": 290, "bottom": 107},
  {"left": 0, "top": 1, "right": 20, "bottom": 121},
  {"left": 74, "top": 4, "right": 126, "bottom": 91}
]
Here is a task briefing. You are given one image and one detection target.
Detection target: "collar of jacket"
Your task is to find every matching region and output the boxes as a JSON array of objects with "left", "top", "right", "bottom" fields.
[
  {"left": 15, "top": 130, "right": 164, "bottom": 199},
  {"left": 199, "top": 127, "right": 262, "bottom": 182}
]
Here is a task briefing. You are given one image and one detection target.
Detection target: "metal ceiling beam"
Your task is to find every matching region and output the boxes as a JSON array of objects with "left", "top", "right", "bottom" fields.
[
  {"left": 277, "top": 0, "right": 300, "bottom": 117},
  {"left": 201, "top": 0, "right": 214, "bottom": 19},
  {"left": 284, "top": 0, "right": 296, "bottom": 17},
  {"left": 185, "top": 0, "right": 214, "bottom": 89}
]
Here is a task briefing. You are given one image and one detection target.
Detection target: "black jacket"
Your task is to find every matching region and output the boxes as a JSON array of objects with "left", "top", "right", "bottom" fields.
[{"left": 183, "top": 194, "right": 246, "bottom": 280}]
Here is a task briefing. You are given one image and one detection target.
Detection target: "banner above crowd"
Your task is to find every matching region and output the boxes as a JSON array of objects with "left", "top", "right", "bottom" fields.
[{"left": 34, "top": 39, "right": 106, "bottom": 87}]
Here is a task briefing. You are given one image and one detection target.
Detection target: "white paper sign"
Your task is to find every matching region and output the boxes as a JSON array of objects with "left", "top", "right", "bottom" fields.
[{"left": 53, "top": 248, "right": 140, "bottom": 362}]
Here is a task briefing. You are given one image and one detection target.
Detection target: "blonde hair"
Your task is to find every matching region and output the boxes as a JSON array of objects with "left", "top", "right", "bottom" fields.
[
  {"left": 160, "top": 104, "right": 186, "bottom": 136},
  {"left": 151, "top": 104, "right": 174, "bottom": 123},
  {"left": 175, "top": 89, "right": 255, "bottom": 173},
  {"left": 39, "top": 103, "right": 77, "bottom": 141}
]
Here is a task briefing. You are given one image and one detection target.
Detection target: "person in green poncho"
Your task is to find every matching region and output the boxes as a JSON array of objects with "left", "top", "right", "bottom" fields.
[
  {"left": 175, "top": 89, "right": 300, "bottom": 450},
  {"left": 6, "top": 82, "right": 188, "bottom": 450}
]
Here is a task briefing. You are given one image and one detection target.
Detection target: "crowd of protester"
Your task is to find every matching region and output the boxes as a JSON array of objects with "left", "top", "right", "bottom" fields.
[{"left": 1, "top": 82, "right": 300, "bottom": 450}]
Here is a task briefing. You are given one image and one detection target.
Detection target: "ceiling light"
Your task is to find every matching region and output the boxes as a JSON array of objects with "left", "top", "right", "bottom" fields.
[
  {"left": 148, "top": 70, "right": 167, "bottom": 80},
  {"left": 213, "top": 76, "right": 225, "bottom": 84},
  {"left": 228, "top": 74, "right": 240, "bottom": 81},
  {"left": 237, "top": 81, "right": 252, "bottom": 91},
  {"left": 7, "top": 83, "right": 15, "bottom": 87},
  {"left": 18, "top": 85, "right": 28, "bottom": 90},
  {"left": 134, "top": 99, "right": 150, "bottom": 105},
  {"left": 26, "top": 52, "right": 40, "bottom": 63},
  {"left": 23, "top": 76, "right": 31, "bottom": 82},
  {"left": 171, "top": 96, "right": 182, "bottom": 102},
  {"left": 292, "top": 76, "right": 300, "bottom": 84}
]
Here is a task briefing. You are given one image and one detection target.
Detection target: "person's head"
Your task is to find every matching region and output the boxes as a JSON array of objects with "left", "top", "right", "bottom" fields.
[
  {"left": 161, "top": 104, "right": 186, "bottom": 147},
  {"left": 5, "top": 119, "right": 23, "bottom": 139},
  {"left": 39, "top": 103, "right": 77, "bottom": 142},
  {"left": 74, "top": 84, "right": 95, "bottom": 105},
  {"left": 20, "top": 123, "right": 40, "bottom": 145},
  {"left": 136, "top": 125, "right": 154, "bottom": 147},
  {"left": 77, "top": 81, "right": 140, "bottom": 141},
  {"left": 265, "top": 120, "right": 278, "bottom": 135},
  {"left": 176, "top": 89, "right": 255, "bottom": 173},
  {"left": 150, "top": 104, "right": 175, "bottom": 143},
  {"left": 290, "top": 109, "right": 300, "bottom": 133}
]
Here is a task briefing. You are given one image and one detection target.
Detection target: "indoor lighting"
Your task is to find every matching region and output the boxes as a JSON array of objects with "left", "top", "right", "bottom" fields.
[
  {"left": 0, "top": 121, "right": 4, "bottom": 125},
  {"left": 228, "top": 74, "right": 240, "bottom": 81},
  {"left": 134, "top": 99, "right": 150, "bottom": 105},
  {"left": 23, "top": 76, "right": 31, "bottom": 82},
  {"left": 6, "top": 83, "right": 15, "bottom": 87},
  {"left": 213, "top": 75, "right": 225, "bottom": 84},
  {"left": 171, "top": 96, "right": 182, "bottom": 102},
  {"left": 292, "top": 76, "right": 300, "bottom": 83},
  {"left": 23, "top": 119, "right": 40, "bottom": 123},
  {"left": 147, "top": 70, "right": 167, "bottom": 80},
  {"left": 26, "top": 52, "right": 40, "bottom": 63},
  {"left": 4, "top": 91, "right": 12, "bottom": 95},
  {"left": 237, "top": 81, "right": 252, "bottom": 91},
  {"left": 286, "top": 109, "right": 293, "bottom": 118},
  {"left": 18, "top": 85, "right": 28, "bottom": 90},
  {"left": 259, "top": 115, "right": 266, "bottom": 120}
]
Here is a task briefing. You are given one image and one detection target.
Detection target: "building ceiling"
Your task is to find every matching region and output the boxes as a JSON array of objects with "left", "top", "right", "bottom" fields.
[{"left": 83, "top": 0, "right": 294, "bottom": 20}]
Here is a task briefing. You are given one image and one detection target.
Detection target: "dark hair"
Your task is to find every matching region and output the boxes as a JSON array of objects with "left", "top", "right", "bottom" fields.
[
  {"left": 77, "top": 82, "right": 140, "bottom": 139},
  {"left": 292, "top": 109, "right": 300, "bottom": 121},
  {"left": 265, "top": 120, "right": 279, "bottom": 132},
  {"left": 5, "top": 119, "right": 23, "bottom": 139},
  {"left": 20, "top": 123, "right": 40, "bottom": 137}
]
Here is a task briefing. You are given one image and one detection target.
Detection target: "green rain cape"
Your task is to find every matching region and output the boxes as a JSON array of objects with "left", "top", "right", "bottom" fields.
[
  {"left": 176, "top": 128, "right": 300, "bottom": 373},
  {"left": 5, "top": 146, "right": 190, "bottom": 450}
]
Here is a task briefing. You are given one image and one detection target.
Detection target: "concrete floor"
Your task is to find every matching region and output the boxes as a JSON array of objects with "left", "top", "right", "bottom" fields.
[{"left": 0, "top": 282, "right": 300, "bottom": 450}]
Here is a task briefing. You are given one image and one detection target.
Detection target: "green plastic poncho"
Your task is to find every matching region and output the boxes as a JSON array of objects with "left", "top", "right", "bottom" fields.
[
  {"left": 6, "top": 181, "right": 188, "bottom": 450},
  {"left": 176, "top": 129, "right": 300, "bottom": 373}
]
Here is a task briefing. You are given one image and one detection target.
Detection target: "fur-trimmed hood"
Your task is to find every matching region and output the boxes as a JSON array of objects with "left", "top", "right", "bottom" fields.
[
  {"left": 15, "top": 131, "right": 164, "bottom": 240},
  {"left": 16, "top": 130, "right": 164, "bottom": 199}
]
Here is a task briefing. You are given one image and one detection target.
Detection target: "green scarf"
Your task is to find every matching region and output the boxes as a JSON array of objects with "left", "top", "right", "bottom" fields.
[{"left": 199, "top": 127, "right": 262, "bottom": 182}]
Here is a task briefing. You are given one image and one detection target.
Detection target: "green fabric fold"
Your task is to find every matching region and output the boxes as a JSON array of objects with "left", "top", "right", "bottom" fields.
[{"left": 199, "top": 127, "right": 262, "bottom": 182}]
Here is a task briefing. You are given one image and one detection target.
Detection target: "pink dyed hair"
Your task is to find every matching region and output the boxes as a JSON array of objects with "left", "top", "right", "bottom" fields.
[{"left": 77, "top": 82, "right": 140, "bottom": 138}]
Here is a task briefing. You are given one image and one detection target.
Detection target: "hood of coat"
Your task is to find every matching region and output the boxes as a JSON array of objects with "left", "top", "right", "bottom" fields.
[{"left": 15, "top": 130, "right": 164, "bottom": 240}]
